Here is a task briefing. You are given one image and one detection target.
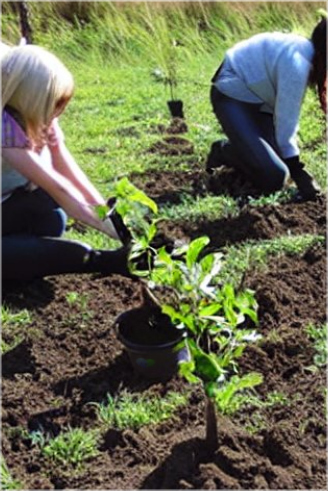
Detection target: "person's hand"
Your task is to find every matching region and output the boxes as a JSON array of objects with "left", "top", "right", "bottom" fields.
[
  {"left": 284, "top": 157, "right": 322, "bottom": 201},
  {"left": 103, "top": 198, "right": 132, "bottom": 245},
  {"left": 292, "top": 170, "right": 321, "bottom": 201},
  {"left": 92, "top": 245, "right": 148, "bottom": 279},
  {"left": 205, "top": 140, "right": 230, "bottom": 174},
  {"left": 105, "top": 208, "right": 132, "bottom": 245}
]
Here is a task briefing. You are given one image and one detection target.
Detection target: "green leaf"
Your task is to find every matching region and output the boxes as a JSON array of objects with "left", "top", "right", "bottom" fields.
[
  {"left": 193, "top": 350, "right": 223, "bottom": 383},
  {"left": 157, "top": 246, "right": 174, "bottom": 265},
  {"left": 234, "top": 372, "right": 263, "bottom": 390},
  {"left": 214, "top": 372, "right": 263, "bottom": 414},
  {"left": 115, "top": 178, "right": 158, "bottom": 214},
  {"left": 186, "top": 236, "right": 210, "bottom": 269},
  {"left": 148, "top": 222, "right": 158, "bottom": 242},
  {"left": 94, "top": 204, "right": 108, "bottom": 220},
  {"left": 162, "top": 305, "right": 196, "bottom": 333},
  {"left": 179, "top": 360, "right": 200, "bottom": 384},
  {"left": 204, "top": 381, "right": 221, "bottom": 398},
  {"left": 199, "top": 303, "right": 221, "bottom": 317},
  {"left": 199, "top": 253, "right": 214, "bottom": 272}
]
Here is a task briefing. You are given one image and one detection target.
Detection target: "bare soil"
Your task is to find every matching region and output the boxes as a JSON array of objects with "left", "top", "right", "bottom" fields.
[{"left": 2, "top": 168, "right": 327, "bottom": 490}]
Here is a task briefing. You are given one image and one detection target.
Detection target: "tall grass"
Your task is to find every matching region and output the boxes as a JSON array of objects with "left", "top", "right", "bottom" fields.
[{"left": 2, "top": 1, "right": 325, "bottom": 64}]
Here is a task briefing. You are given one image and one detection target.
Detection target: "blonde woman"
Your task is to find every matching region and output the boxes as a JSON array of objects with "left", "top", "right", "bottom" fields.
[{"left": 2, "top": 44, "right": 131, "bottom": 280}]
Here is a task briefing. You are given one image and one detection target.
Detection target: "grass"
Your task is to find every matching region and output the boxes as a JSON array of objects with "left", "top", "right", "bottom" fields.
[
  {"left": 1, "top": 305, "right": 32, "bottom": 354},
  {"left": 41, "top": 427, "right": 100, "bottom": 468},
  {"left": 243, "top": 391, "right": 297, "bottom": 434},
  {"left": 305, "top": 323, "right": 327, "bottom": 370},
  {"left": 161, "top": 193, "right": 239, "bottom": 222},
  {"left": 0, "top": 457, "right": 22, "bottom": 490},
  {"left": 63, "top": 291, "right": 94, "bottom": 329},
  {"left": 218, "top": 234, "right": 325, "bottom": 288},
  {"left": 94, "top": 390, "right": 188, "bottom": 430}
]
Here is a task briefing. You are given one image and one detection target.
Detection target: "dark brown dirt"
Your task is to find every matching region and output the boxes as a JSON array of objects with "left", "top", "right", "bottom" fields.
[
  {"left": 148, "top": 136, "right": 194, "bottom": 156},
  {"left": 2, "top": 167, "right": 327, "bottom": 490}
]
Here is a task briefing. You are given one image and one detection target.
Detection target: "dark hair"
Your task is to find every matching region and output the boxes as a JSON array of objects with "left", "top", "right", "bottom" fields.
[
  {"left": 311, "top": 17, "right": 326, "bottom": 57},
  {"left": 310, "top": 17, "right": 327, "bottom": 112}
]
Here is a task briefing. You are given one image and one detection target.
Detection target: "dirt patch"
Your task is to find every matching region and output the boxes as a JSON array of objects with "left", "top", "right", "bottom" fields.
[
  {"left": 178, "top": 196, "right": 326, "bottom": 249},
  {"left": 2, "top": 170, "right": 327, "bottom": 489},
  {"left": 130, "top": 168, "right": 203, "bottom": 206},
  {"left": 166, "top": 117, "right": 188, "bottom": 134},
  {"left": 148, "top": 136, "right": 194, "bottom": 156}
]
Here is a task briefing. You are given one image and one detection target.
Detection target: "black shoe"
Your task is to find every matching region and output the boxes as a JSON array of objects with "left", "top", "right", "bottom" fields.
[{"left": 292, "top": 170, "right": 322, "bottom": 201}]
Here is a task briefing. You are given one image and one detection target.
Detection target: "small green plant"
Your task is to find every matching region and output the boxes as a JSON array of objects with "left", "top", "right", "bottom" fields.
[
  {"left": 148, "top": 237, "right": 262, "bottom": 449},
  {"left": 94, "top": 390, "right": 187, "bottom": 430},
  {"left": 64, "top": 291, "right": 94, "bottom": 328},
  {"left": 133, "top": 6, "right": 182, "bottom": 102},
  {"left": 305, "top": 323, "right": 327, "bottom": 370},
  {"left": 29, "top": 430, "right": 48, "bottom": 449},
  {"left": 1, "top": 305, "right": 31, "bottom": 353},
  {"left": 243, "top": 391, "right": 291, "bottom": 434},
  {"left": 42, "top": 427, "right": 99, "bottom": 468},
  {"left": 0, "top": 456, "right": 22, "bottom": 490},
  {"left": 103, "top": 177, "right": 159, "bottom": 276},
  {"left": 247, "top": 188, "right": 296, "bottom": 206}
]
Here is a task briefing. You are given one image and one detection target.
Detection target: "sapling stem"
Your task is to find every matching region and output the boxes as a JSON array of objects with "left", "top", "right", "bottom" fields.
[
  {"left": 142, "top": 283, "right": 162, "bottom": 309},
  {"left": 169, "top": 80, "right": 174, "bottom": 101},
  {"left": 205, "top": 397, "right": 218, "bottom": 452}
]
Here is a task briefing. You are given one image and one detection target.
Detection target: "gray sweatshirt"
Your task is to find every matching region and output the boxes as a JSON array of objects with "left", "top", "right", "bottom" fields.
[{"left": 214, "top": 32, "right": 314, "bottom": 158}]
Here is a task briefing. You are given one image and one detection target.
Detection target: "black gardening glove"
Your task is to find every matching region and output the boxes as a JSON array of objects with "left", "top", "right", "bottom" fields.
[
  {"left": 90, "top": 245, "right": 151, "bottom": 279},
  {"left": 88, "top": 246, "right": 131, "bottom": 277},
  {"left": 205, "top": 141, "right": 224, "bottom": 175},
  {"left": 284, "top": 156, "right": 321, "bottom": 201},
  {"left": 106, "top": 198, "right": 132, "bottom": 245}
]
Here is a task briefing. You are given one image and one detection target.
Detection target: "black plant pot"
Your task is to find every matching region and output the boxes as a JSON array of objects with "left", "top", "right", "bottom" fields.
[
  {"left": 167, "top": 99, "right": 184, "bottom": 119},
  {"left": 115, "top": 306, "right": 189, "bottom": 381}
]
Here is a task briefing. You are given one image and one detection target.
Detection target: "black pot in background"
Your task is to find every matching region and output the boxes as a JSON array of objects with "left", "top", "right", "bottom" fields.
[
  {"left": 167, "top": 100, "right": 184, "bottom": 119},
  {"left": 115, "top": 307, "right": 189, "bottom": 381}
]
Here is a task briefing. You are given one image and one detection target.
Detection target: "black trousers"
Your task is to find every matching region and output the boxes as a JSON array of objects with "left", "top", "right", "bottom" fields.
[
  {"left": 210, "top": 86, "right": 289, "bottom": 192},
  {"left": 2, "top": 188, "right": 93, "bottom": 280}
]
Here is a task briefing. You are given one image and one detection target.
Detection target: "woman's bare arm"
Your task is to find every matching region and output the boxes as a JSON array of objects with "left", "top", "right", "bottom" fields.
[{"left": 2, "top": 147, "right": 118, "bottom": 239}]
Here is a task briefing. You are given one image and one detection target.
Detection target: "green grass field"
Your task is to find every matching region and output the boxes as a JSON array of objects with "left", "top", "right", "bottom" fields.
[{"left": 3, "top": 1, "right": 325, "bottom": 247}]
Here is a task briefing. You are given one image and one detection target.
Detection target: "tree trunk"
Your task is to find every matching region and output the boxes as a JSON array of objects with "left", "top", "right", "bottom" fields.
[{"left": 205, "top": 397, "right": 218, "bottom": 452}]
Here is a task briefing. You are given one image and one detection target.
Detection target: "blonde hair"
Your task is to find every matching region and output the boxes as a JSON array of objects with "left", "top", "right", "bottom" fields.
[{"left": 1, "top": 45, "right": 74, "bottom": 144}]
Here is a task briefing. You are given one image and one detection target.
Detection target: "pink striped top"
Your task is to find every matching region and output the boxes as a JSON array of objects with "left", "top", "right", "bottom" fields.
[{"left": 2, "top": 109, "right": 29, "bottom": 148}]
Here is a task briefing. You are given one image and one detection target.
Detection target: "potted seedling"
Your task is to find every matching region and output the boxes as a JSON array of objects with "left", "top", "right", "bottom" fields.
[
  {"left": 105, "top": 178, "right": 189, "bottom": 381},
  {"left": 132, "top": 7, "right": 187, "bottom": 131},
  {"left": 151, "top": 63, "right": 184, "bottom": 120}
]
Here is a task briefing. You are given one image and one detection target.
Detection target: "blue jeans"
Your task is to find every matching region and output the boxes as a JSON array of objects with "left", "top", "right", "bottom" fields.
[
  {"left": 2, "top": 188, "right": 93, "bottom": 280},
  {"left": 210, "top": 86, "right": 289, "bottom": 192}
]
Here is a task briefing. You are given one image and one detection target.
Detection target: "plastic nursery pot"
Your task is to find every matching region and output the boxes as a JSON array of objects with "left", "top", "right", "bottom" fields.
[
  {"left": 115, "top": 306, "right": 189, "bottom": 381},
  {"left": 167, "top": 99, "right": 184, "bottom": 119}
]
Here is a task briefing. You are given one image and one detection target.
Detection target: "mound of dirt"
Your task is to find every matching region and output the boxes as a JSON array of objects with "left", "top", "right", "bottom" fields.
[
  {"left": 148, "top": 136, "right": 194, "bottom": 156},
  {"left": 166, "top": 117, "right": 188, "bottom": 134}
]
